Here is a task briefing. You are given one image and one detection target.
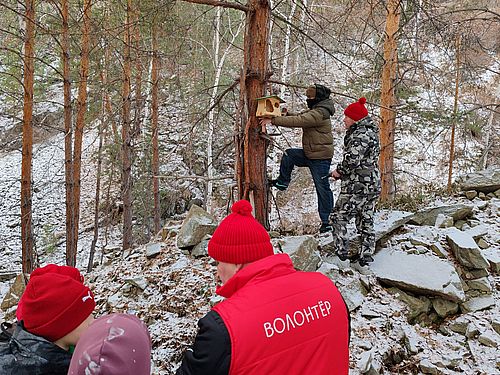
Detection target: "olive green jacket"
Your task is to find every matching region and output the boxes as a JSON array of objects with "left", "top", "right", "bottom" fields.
[{"left": 271, "top": 98, "right": 335, "bottom": 159}]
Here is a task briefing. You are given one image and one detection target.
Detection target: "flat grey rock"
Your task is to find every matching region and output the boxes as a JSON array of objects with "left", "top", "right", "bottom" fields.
[
  {"left": 482, "top": 248, "right": 500, "bottom": 273},
  {"left": 461, "top": 295, "right": 495, "bottom": 312},
  {"left": 408, "top": 204, "right": 473, "bottom": 226},
  {"left": 145, "top": 242, "right": 162, "bottom": 258},
  {"left": 460, "top": 166, "right": 500, "bottom": 193},
  {"left": 374, "top": 210, "right": 413, "bottom": 241},
  {"left": 446, "top": 228, "right": 489, "bottom": 269},
  {"left": 371, "top": 248, "right": 465, "bottom": 302}
]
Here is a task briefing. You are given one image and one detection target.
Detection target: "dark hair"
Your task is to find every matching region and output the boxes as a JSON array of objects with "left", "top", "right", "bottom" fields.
[{"left": 315, "top": 84, "right": 331, "bottom": 100}]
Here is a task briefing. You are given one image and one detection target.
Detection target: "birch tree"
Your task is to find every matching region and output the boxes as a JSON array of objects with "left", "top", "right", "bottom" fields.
[
  {"left": 206, "top": 8, "right": 244, "bottom": 212},
  {"left": 183, "top": 0, "right": 270, "bottom": 225}
]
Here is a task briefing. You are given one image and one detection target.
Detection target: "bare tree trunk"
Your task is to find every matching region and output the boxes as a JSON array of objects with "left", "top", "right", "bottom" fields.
[
  {"left": 480, "top": 105, "right": 496, "bottom": 170},
  {"left": 121, "top": 0, "right": 133, "bottom": 250},
  {"left": 101, "top": 16, "right": 119, "bottom": 143},
  {"left": 206, "top": 7, "right": 222, "bottom": 212},
  {"left": 21, "top": 0, "right": 36, "bottom": 274},
  {"left": 207, "top": 9, "right": 244, "bottom": 212},
  {"left": 235, "top": 66, "right": 246, "bottom": 199},
  {"left": 239, "top": 0, "right": 271, "bottom": 226},
  {"left": 447, "top": 34, "right": 461, "bottom": 193},
  {"left": 151, "top": 16, "right": 161, "bottom": 234},
  {"left": 132, "top": 4, "right": 143, "bottom": 141},
  {"left": 88, "top": 90, "right": 105, "bottom": 272},
  {"left": 62, "top": 0, "right": 75, "bottom": 265},
  {"left": 71, "top": 0, "right": 92, "bottom": 266},
  {"left": 279, "top": 0, "right": 297, "bottom": 97},
  {"left": 379, "top": 0, "right": 401, "bottom": 202}
]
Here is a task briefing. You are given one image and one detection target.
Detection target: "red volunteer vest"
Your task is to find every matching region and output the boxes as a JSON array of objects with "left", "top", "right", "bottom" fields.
[{"left": 213, "top": 254, "right": 349, "bottom": 375}]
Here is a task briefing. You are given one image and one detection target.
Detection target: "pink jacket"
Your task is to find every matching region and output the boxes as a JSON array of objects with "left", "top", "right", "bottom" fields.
[{"left": 68, "top": 313, "right": 151, "bottom": 375}]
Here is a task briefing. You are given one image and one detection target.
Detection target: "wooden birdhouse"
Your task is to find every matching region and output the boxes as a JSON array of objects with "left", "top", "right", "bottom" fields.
[{"left": 255, "top": 95, "right": 285, "bottom": 118}]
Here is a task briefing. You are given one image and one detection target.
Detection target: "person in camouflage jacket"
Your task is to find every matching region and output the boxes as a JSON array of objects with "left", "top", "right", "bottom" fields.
[
  {"left": 329, "top": 97, "right": 380, "bottom": 266},
  {"left": 259, "top": 84, "right": 335, "bottom": 233}
]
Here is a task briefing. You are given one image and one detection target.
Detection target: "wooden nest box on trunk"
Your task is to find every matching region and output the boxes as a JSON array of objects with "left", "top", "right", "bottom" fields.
[{"left": 255, "top": 95, "right": 285, "bottom": 118}]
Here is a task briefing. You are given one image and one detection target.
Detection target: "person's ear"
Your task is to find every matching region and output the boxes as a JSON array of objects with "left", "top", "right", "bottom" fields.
[{"left": 235, "top": 264, "right": 245, "bottom": 272}]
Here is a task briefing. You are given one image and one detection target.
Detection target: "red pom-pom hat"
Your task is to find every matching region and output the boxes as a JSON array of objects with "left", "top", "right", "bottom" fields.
[
  {"left": 208, "top": 200, "right": 274, "bottom": 264},
  {"left": 344, "top": 97, "right": 368, "bottom": 122}
]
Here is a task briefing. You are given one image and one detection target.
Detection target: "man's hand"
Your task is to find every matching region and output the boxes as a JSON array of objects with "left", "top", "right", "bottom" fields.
[
  {"left": 330, "top": 169, "right": 341, "bottom": 180},
  {"left": 259, "top": 117, "right": 272, "bottom": 126}
]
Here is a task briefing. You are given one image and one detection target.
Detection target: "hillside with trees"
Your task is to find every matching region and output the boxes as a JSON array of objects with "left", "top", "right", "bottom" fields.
[{"left": 0, "top": 0, "right": 499, "bottom": 373}]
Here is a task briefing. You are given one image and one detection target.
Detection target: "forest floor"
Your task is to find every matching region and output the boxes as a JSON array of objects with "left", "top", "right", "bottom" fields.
[{"left": 0, "top": 101, "right": 498, "bottom": 375}]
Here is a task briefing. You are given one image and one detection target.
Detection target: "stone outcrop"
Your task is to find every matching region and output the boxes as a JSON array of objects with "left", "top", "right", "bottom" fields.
[
  {"left": 277, "top": 235, "right": 320, "bottom": 272},
  {"left": 176, "top": 204, "right": 217, "bottom": 249},
  {"left": 460, "top": 166, "right": 500, "bottom": 193},
  {"left": 1, "top": 274, "right": 26, "bottom": 320},
  {"left": 407, "top": 204, "right": 473, "bottom": 226}
]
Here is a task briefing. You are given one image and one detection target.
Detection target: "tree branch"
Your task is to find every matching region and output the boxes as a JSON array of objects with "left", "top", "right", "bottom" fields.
[{"left": 181, "top": 0, "right": 249, "bottom": 12}]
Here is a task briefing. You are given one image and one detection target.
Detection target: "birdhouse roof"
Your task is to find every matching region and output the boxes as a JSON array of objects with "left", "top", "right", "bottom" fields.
[{"left": 255, "top": 95, "right": 285, "bottom": 103}]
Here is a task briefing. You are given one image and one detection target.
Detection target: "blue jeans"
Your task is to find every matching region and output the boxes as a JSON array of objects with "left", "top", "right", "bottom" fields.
[{"left": 277, "top": 148, "right": 333, "bottom": 224}]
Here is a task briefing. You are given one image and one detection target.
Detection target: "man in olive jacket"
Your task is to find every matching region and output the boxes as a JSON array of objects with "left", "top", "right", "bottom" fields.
[{"left": 260, "top": 84, "right": 335, "bottom": 233}]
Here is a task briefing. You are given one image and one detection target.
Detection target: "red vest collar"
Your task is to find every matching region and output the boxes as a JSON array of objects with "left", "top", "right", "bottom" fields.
[{"left": 216, "top": 254, "right": 294, "bottom": 298}]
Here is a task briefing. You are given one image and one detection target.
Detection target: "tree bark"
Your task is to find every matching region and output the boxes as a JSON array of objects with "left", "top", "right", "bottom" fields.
[
  {"left": 447, "top": 34, "right": 461, "bottom": 193},
  {"left": 132, "top": 4, "right": 143, "bottom": 141},
  {"left": 62, "top": 0, "right": 75, "bottom": 266},
  {"left": 239, "top": 0, "right": 271, "bottom": 226},
  {"left": 379, "top": 0, "right": 401, "bottom": 202},
  {"left": 21, "top": 0, "right": 36, "bottom": 274},
  {"left": 151, "top": 16, "right": 161, "bottom": 234},
  {"left": 121, "top": 0, "right": 133, "bottom": 250},
  {"left": 88, "top": 88, "right": 105, "bottom": 272},
  {"left": 71, "top": 0, "right": 92, "bottom": 266}
]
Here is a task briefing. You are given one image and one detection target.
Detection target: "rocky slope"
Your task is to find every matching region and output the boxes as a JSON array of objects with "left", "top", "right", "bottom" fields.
[{"left": 1, "top": 168, "right": 499, "bottom": 374}]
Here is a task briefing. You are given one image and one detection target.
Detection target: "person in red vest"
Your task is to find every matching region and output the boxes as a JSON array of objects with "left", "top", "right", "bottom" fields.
[{"left": 176, "top": 199, "right": 350, "bottom": 375}]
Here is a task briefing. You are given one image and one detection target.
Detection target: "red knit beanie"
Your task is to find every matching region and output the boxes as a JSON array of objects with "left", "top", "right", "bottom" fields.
[
  {"left": 344, "top": 97, "right": 368, "bottom": 121},
  {"left": 18, "top": 266, "right": 95, "bottom": 342},
  {"left": 208, "top": 200, "right": 274, "bottom": 264},
  {"left": 17, "top": 264, "right": 86, "bottom": 321}
]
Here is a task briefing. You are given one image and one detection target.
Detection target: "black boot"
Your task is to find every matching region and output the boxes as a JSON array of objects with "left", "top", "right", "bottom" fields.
[
  {"left": 358, "top": 255, "right": 374, "bottom": 267},
  {"left": 336, "top": 252, "right": 348, "bottom": 261},
  {"left": 319, "top": 223, "right": 332, "bottom": 233},
  {"left": 268, "top": 179, "right": 288, "bottom": 191}
]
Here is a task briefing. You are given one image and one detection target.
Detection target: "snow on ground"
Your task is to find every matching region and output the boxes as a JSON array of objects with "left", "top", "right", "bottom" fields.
[
  {"left": 0, "top": 72, "right": 498, "bottom": 375},
  {"left": 0, "top": 128, "right": 114, "bottom": 274}
]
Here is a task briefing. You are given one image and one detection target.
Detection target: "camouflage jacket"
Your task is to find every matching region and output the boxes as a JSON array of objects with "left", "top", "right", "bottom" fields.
[
  {"left": 337, "top": 116, "right": 381, "bottom": 195},
  {"left": 0, "top": 322, "right": 71, "bottom": 375},
  {"left": 272, "top": 98, "right": 335, "bottom": 160}
]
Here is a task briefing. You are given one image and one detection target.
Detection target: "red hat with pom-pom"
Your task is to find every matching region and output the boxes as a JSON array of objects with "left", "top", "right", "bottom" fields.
[
  {"left": 344, "top": 97, "right": 368, "bottom": 122},
  {"left": 208, "top": 200, "right": 274, "bottom": 264}
]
